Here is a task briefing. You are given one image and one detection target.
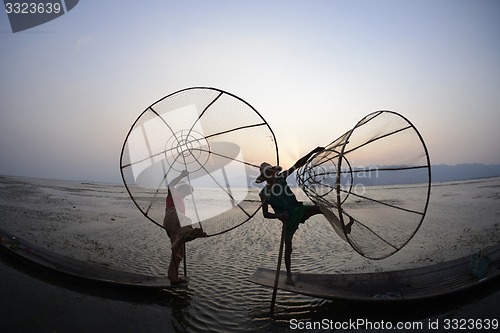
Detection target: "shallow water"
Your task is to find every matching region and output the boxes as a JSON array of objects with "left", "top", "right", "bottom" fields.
[{"left": 0, "top": 176, "right": 499, "bottom": 332}]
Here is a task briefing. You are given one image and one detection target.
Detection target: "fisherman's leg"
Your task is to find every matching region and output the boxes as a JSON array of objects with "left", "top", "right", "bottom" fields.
[
  {"left": 168, "top": 245, "right": 187, "bottom": 284},
  {"left": 178, "top": 225, "right": 206, "bottom": 242},
  {"left": 170, "top": 233, "right": 184, "bottom": 252},
  {"left": 284, "top": 239, "right": 295, "bottom": 285},
  {"left": 324, "top": 208, "right": 355, "bottom": 234},
  {"left": 168, "top": 248, "right": 181, "bottom": 283},
  {"left": 301, "top": 205, "right": 322, "bottom": 222},
  {"left": 166, "top": 228, "right": 179, "bottom": 282},
  {"left": 167, "top": 255, "right": 178, "bottom": 282},
  {"left": 331, "top": 209, "right": 355, "bottom": 234},
  {"left": 170, "top": 220, "right": 193, "bottom": 251},
  {"left": 344, "top": 215, "right": 355, "bottom": 234},
  {"left": 165, "top": 209, "right": 183, "bottom": 250},
  {"left": 178, "top": 215, "right": 207, "bottom": 241}
]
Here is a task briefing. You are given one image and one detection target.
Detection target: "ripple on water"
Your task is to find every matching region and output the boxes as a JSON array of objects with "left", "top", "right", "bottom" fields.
[{"left": 2, "top": 177, "right": 500, "bottom": 332}]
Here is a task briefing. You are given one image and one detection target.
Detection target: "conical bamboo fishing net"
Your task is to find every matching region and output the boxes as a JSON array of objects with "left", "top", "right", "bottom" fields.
[
  {"left": 297, "top": 111, "right": 431, "bottom": 259},
  {"left": 120, "top": 87, "right": 279, "bottom": 236}
]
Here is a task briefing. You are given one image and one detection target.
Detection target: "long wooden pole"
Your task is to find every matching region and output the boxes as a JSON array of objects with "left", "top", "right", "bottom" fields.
[
  {"left": 183, "top": 242, "right": 187, "bottom": 277},
  {"left": 270, "top": 222, "right": 286, "bottom": 316}
]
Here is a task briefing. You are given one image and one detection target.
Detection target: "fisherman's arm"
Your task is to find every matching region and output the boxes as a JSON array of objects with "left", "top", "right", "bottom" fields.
[
  {"left": 260, "top": 192, "right": 288, "bottom": 221},
  {"left": 281, "top": 146, "right": 325, "bottom": 178}
]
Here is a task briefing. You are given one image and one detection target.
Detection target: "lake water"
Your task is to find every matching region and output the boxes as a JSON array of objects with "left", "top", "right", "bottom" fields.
[{"left": 0, "top": 176, "right": 499, "bottom": 332}]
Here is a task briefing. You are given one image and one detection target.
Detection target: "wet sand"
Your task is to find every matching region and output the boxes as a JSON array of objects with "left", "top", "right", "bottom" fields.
[{"left": 0, "top": 175, "right": 499, "bottom": 332}]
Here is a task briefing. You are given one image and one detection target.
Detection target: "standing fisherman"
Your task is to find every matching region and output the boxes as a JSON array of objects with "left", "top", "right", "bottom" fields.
[
  {"left": 163, "top": 170, "right": 206, "bottom": 284},
  {"left": 257, "top": 147, "right": 354, "bottom": 285}
]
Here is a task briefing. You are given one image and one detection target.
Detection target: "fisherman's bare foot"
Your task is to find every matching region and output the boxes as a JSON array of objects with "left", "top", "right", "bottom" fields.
[
  {"left": 184, "top": 228, "right": 207, "bottom": 241},
  {"left": 286, "top": 275, "right": 295, "bottom": 286},
  {"left": 171, "top": 278, "right": 188, "bottom": 285},
  {"left": 345, "top": 216, "right": 355, "bottom": 234}
]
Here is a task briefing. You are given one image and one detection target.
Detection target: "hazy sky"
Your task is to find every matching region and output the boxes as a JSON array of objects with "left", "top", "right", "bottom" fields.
[{"left": 1, "top": 0, "right": 499, "bottom": 183}]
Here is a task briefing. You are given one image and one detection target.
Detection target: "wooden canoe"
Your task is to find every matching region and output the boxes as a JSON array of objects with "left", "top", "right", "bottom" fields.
[
  {"left": 0, "top": 227, "right": 186, "bottom": 289},
  {"left": 249, "top": 244, "right": 500, "bottom": 302}
]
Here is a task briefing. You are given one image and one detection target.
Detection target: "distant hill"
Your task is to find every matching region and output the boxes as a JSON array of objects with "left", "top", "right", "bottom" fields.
[
  {"left": 248, "top": 163, "right": 500, "bottom": 187},
  {"left": 430, "top": 164, "right": 500, "bottom": 182}
]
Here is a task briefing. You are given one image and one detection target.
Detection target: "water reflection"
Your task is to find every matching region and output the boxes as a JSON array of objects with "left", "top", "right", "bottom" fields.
[{"left": 1, "top": 176, "right": 499, "bottom": 332}]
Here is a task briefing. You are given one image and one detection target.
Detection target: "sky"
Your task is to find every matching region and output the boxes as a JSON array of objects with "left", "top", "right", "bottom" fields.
[{"left": 1, "top": 0, "right": 499, "bottom": 183}]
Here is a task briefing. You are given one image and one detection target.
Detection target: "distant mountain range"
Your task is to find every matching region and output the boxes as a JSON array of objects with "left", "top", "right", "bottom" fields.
[
  {"left": 430, "top": 163, "right": 500, "bottom": 182},
  {"left": 246, "top": 163, "right": 500, "bottom": 187}
]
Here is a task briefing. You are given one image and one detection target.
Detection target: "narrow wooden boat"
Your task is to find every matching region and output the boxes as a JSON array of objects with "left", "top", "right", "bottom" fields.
[
  {"left": 250, "top": 244, "right": 500, "bottom": 302},
  {"left": 0, "top": 227, "right": 186, "bottom": 289}
]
